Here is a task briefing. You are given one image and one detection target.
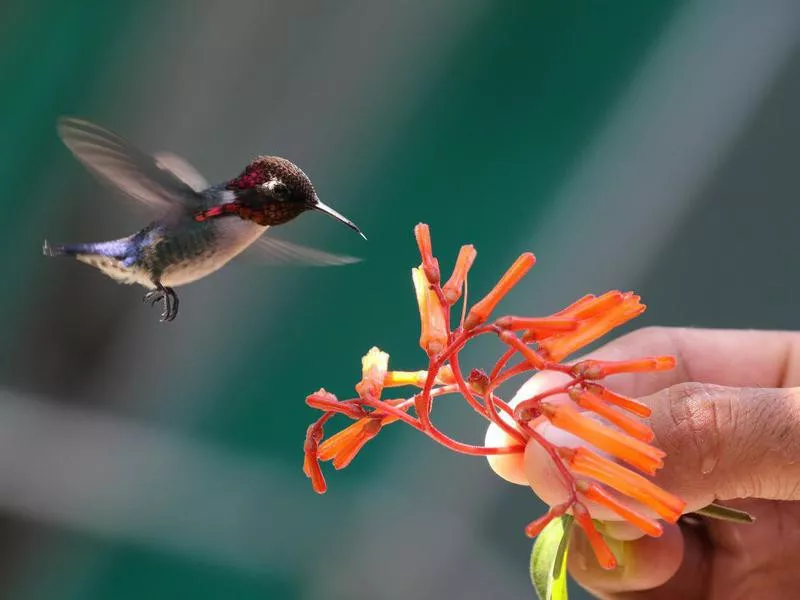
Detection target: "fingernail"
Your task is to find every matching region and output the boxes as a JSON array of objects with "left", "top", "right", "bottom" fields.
[
  {"left": 605, "top": 536, "right": 629, "bottom": 570},
  {"left": 572, "top": 528, "right": 632, "bottom": 573}
]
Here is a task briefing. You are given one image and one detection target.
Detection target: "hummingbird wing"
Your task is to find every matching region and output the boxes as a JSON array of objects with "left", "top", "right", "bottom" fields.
[
  {"left": 247, "top": 235, "right": 361, "bottom": 266},
  {"left": 152, "top": 152, "right": 208, "bottom": 193},
  {"left": 58, "top": 117, "right": 204, "bottom": 211}
]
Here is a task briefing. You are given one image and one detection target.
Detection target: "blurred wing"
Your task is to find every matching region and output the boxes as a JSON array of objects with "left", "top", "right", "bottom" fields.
[
  {"left": 58, "top": 117, "right": 203, "bottom": 210},
  {"left": 248, "top": 235, "right": 362, "bottom": 267},
  {"left": 153, "top": 152, "right": 209, "bottom": 192}
]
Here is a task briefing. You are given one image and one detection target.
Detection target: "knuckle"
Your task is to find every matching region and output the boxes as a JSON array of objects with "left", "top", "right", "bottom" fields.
[
  {"left": 744, "top": 388, "right": 800, "bottom": 495},
  {"left": 654, "top": 384, "right": 800, "bottom": 499},
  {"left": 655, "top": 382, "right": 731, "bottom": 482}
]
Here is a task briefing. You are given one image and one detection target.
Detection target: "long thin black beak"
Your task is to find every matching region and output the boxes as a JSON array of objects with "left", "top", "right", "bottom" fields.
[{"left": 313, "top": 198, "right": 367, "bottom": 240}]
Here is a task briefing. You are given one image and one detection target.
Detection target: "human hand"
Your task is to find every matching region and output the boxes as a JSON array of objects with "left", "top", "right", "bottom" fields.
[{"left": 487, "top": 327, "right": 800, "bottom": 599}]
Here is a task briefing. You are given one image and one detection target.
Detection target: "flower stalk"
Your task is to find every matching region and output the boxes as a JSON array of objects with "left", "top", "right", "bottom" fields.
[{"left": 301, "top": 223, "right": 685, "bottom": 570}]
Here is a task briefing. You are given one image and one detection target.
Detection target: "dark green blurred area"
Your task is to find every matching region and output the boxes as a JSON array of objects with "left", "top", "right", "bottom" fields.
[{"left": 3, "top": 1, "right": 800, "bottom": 598}]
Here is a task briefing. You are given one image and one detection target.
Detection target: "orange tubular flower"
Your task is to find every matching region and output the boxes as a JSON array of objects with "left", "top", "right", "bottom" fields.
[
  {"left": 414, "top": 223, "right": 440, "bottom": 284},
  {"left": 442, "top": 244, "right": 477, "bottom": 305},
  {"left": 412, "top": 267, "right": 449, "bottom": 357},
  {"left": 306, "top": 389, "right": 365, "bottom": 420},
  {"left": 584, "top": 383, "right": 652, "bottom": 418},
  {"left": 497, "top": 329, "right": 548, "bottom": 370},
  {"left": 384, "top": 365, "right": 456, "bottom": 388},
  {"left": 564, "top": 447, "right": 686, "bottom": 522},
  {"left": 356, "top": 347, "right": 390, "bottom": 400},
  {"left": 571, "top": 356, "right": 677, "bottom": 379},
  {"left": 318, "top": 416, "right": 385, "bottom": 469},
  {"left": 541, "top": 402, "right": 665, "bottom": 475},
  {"left": 539, "top": 292, "right": 645, "bottom": 361},
  {"left": 573, "top": 502, "right": 616, "bottom": 570},
  {"left": 464, "top": 253, "right": 536, "bottom": 330},
  {"left": 303, "top": 418, "right": 330, "bottom": 494},
  {"left": 525, "top": 502, "right": 569, "bottom": 537},
  {"left": 576, "top": 480, "right": 663, "bottom": 537},
  {"left": 569, "top": 388, "right": 655, "bottom": 442},
  {"left": 496, "top": 315, "right": 579, "bottom": 334},
  {"left": 316, "top": 398, "right": 411, "bottom": 471},
  {"left": 568, "top": 291, "right": 626, "bottom": 320},
  {"left": 301, "top": 223, "right": 686, "bottom": 573},
  {"left": 383, "top": 370, "right": 429, "bottom": 388}
]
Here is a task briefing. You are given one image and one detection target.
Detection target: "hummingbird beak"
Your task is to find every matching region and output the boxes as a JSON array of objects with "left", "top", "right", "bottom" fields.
[{"left": 313, "top": 198, "right": 367, "bottom": 240}]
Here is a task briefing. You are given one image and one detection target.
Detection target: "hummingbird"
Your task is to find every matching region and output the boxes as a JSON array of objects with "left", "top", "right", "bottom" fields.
[{"left": 44, "top": 118, "right": 366, "bottom": 322}]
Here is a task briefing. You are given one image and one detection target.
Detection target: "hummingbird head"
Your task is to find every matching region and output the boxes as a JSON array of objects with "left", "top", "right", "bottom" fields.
[{"left": 226, "top": 156, "right": 366, "bottom": 239}]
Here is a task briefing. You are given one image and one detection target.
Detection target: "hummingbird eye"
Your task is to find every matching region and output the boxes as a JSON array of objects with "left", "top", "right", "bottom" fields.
[{"left": 264, "top": 179, "right": 290, "bottom": 201}]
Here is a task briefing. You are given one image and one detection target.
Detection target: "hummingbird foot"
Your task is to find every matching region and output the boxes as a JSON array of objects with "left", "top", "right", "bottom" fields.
[{"left": 143, "top": 283, "right": 179, "bottom": 322}]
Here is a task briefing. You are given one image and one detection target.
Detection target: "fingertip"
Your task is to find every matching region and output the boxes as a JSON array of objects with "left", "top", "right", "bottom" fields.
[
  {"left": 598, "top": 520, "right": 648, "bottom": 542},
  {"left": 485, "top": 370, "right": 572, "bottom": 485},
  {"left": 568, "top": 523, "right": 685, "bottom": 594},
  {"left": 485, "top": 415, "right": 527, "bottom": 485}
]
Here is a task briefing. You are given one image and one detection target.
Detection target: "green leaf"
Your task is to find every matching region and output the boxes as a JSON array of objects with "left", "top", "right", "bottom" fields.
[
  {"left": 530, "top": 515, "right": 574, "bottom": 600},
  {"left": 693, "top": 502, "right": 755, "bottom": 524}
]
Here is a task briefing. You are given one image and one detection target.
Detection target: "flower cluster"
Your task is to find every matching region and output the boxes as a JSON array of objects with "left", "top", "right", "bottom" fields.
[{"left": 302, "top": 224, "right": 686, "bottom": 569}]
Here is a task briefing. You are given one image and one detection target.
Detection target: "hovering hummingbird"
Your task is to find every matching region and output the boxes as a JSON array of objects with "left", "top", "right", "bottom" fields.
[{"left": 44, "top": 118, "right": 366, "bottom": 322}]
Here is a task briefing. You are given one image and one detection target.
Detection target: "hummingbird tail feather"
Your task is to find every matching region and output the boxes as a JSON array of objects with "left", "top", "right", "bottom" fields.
[
  {"left": 43, "top": 239, "right": 131, "bottom": 259},
  {"left": 43, "top": 239, "right": 67, "bottom": 257},
  {"left": 43, "top": 240, "right": 95, "bottom": 257},
  {"left": 43, "top": 238, "right": 145, "bottom": 284}
]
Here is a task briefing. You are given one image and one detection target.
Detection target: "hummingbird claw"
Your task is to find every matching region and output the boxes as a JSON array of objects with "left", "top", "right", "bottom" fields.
[
  {"left": 143, "top": 284, "right": 179, "bottom": 322},
  {"left": 143, "top": 289, "right": 162, "bottom": 305}
]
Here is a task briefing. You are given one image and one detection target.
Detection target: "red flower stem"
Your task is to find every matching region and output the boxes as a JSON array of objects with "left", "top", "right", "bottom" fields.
[
  {"left": 489, "top": 348, "right": 516, "bottom": 380},
  {"left": 360, "top": 388, "right": 523, "bottom": 457},
  {"left": 417, "top": 325, "right": 495, "bottom": 429},
  {"left": 490, "top": 355, "right": 575, "bottom": 391},
  {"left": 409, "top": 329, "right": 529, "bottom": 443},
  {"left": 442, "top": 325, "right": 495, "bottom": 360},
  {"left": 488, "top": 361, "right": 538, "bottom": 390},
  {"left": 364, "top": 385, "right": 461, "bottom": 416},
  {"left": 428, "top": 384, "right": 462, "bottom": 398},
  {"left": 448, "top": 351, "right": 489, "bottom": 417},
  {"left": 484, "top": 391, "right": 528, "bottom": 445},
  {"left": 523, "top": 425, "right": 578, "bottom": 496},
  {"left": 307, "top": 411, "right": 334, "bottom": 436},
  {"left": 446, "top": 348, "right": 527, "bottom": 445},
  {"left": 359, "top": 395, "right": 424, "bottom": 431},
  {"left": 303, "top": 411, "right": 336, "bottom": 492},
  {"left": 498, "top": 331, "right": 573, "bottom": 374},
  {"left": 494, "top": 400, "right": 577, "bottom": 496},
  {"left": 488, "top": 394, "right": 517, "bottom": 419},
  {"left": 520, "top": 421, "right": 577, "bottom": 496},
  {"left": 513, "top": 383, "right": 573, "bottom": 421}
]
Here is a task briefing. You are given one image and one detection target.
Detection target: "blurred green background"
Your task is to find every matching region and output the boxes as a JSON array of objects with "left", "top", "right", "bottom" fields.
[{"left": 2, "top": 1, "right": 800, "bottom": 598}]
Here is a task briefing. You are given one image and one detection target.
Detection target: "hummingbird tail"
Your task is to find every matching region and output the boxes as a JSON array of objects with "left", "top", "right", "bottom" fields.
[
  {"left": 43, "top": 239, "right": 68, "bottom": 257},
  {"left": 43, "top": 239, "right": 105, "bottom": 258}
]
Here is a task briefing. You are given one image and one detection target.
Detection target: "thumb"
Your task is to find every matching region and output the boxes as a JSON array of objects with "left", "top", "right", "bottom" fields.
[
  {"left": 524, "top": 382, "right": 800, "bottom": 514},
  {"left": 638, "top": 382, "right": 800, "bottom": 507}
]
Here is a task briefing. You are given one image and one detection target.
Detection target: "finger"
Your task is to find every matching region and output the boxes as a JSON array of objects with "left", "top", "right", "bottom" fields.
[
  {"left": 524, "top": 383, "right": 800, "bottom": 519},
  {"left": 486, "top": 327, "right": 800, "bottom": 485},
  {"left": 537, "top": 327, "right": 800, "bottom": 400},
  {"left": 568, "top": 522, "right": 709, "bottom": 599},
  {"left": 644, "top": 383, "right": 800, "bottom": 506}
]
